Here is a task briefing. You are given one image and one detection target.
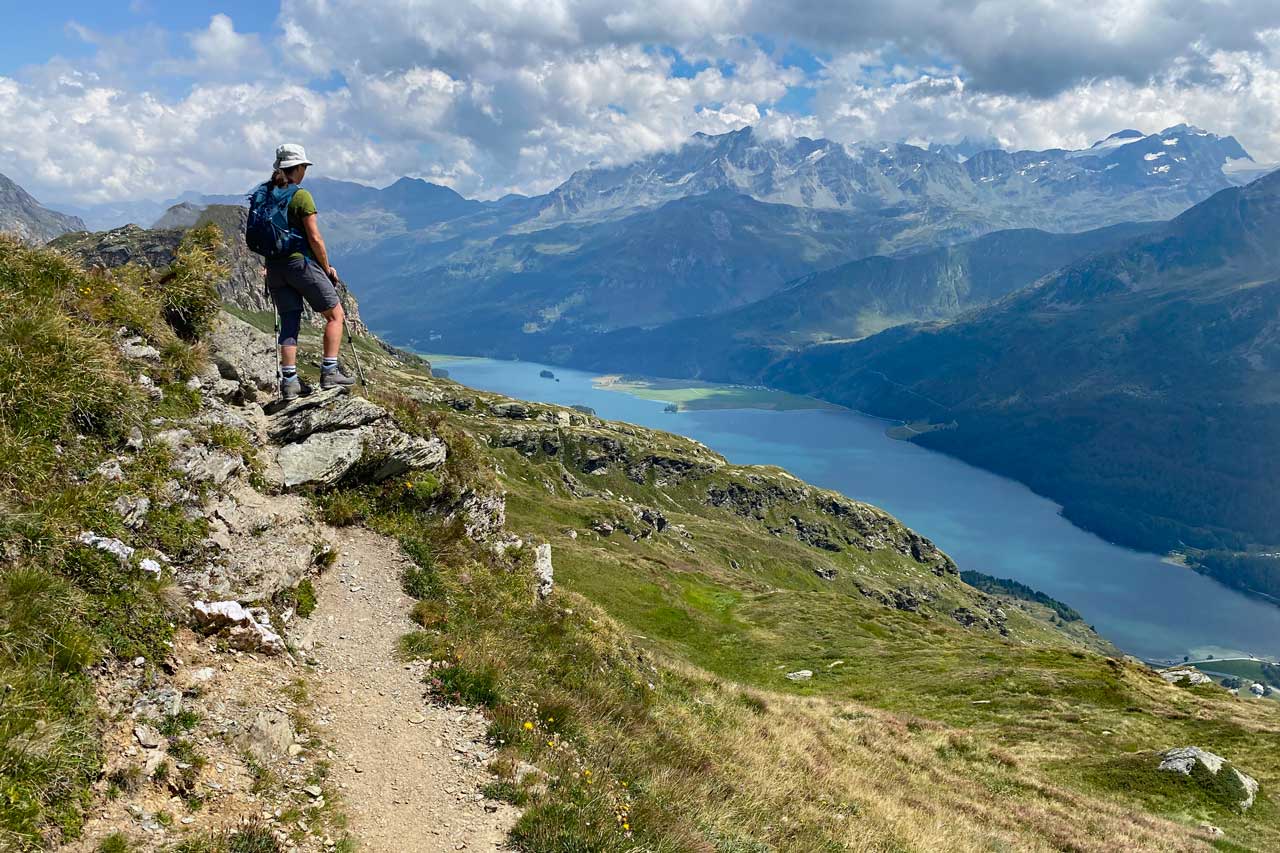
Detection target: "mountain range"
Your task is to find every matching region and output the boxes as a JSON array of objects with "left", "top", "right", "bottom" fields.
[
  {"left": 11, "top": 124, "right": 1251, "bottom": 357},
  {"left": 335, "top": 124, "right": 1256, "bottom": 354}
]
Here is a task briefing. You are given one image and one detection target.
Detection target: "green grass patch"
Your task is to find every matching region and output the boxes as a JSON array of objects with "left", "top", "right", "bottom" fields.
[{"left": 0, "top": 235, "right": 221, "bottom": 848}]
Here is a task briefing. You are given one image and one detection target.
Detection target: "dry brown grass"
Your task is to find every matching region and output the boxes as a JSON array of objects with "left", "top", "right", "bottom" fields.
[{"left": 648, "top": 660, "right": 1217, "bottom": 852}]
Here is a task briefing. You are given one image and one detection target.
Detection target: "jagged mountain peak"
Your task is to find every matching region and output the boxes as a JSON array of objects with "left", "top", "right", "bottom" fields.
[{"left": 530, "top": 123, "right": 1250, "bottom": 229}]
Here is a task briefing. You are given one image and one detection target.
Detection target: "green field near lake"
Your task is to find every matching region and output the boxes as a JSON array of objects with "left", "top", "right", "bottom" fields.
[
  {"left": 1189, "top": 658, "right": 1280, "bottom": 683},
  {"left": 593, "top": 374, "right": 836, "bottom": 412}
]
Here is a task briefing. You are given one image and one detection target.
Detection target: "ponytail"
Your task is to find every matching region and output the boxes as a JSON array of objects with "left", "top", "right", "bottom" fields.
[{"left": 269, "top": 168, "right": 288, "bottom": 188}]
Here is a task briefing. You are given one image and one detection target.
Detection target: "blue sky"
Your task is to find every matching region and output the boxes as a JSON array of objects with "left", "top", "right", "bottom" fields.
[
  {"left": 1, "top": 2, "right": 276, "bottom": 73},
  {"left": 1, "top": 1, "right": 1278, "bottom": 205}
]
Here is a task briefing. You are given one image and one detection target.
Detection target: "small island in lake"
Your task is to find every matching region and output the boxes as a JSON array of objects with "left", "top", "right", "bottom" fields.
[{"left": 540, "top": 369, "right": 556, "bottom": 380}]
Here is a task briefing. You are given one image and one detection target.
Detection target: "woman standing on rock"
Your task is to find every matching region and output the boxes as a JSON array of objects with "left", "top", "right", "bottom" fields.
[{"left": 248, "top": 143, "right": 355, "bottom": 399}]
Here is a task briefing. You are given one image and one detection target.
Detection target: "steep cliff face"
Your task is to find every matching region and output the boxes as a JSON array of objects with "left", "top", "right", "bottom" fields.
[
  {"left": 49, "top": 204, "right": 366, "bottom": 332},
  {"left": 0, "top": 171, "right": 85, "bottom": 244}
]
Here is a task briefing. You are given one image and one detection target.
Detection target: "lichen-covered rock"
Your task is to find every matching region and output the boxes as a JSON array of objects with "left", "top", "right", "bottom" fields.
[
  {"left": 459, "top": 491, "right": 507, "bottom": 541},
  {"left": 174, "top": 444, "right": 244, "bottom": 485},
  {"left": 112, "top": 495, "right": 151, "bottom": 530},
  {"left": 186, "top": 483, "right": 325, "bottom": 601},
  {"left": 117, "top": 331, "right": 161, "bottom": 361},
  {"left": 361, "top": 421, "right": 447, "bottom": 481},
  {"left": 77, "top": 531, "right": 135, "bottom": 564},
  {"left": 264, "top": 387, "right": 446, "bottom": 488},
  {"left": 273, "top": 422, "right": 445, "bottom": 488},
  {"left": 490, "top": 402, "right": 532, "bottom": 419},
  {"left": 207, "top": 312, "right": 277, "bottom": 392},
  {"left": 50, "top": 223, "right": 181, "bottom": 268},
  {"left": 275, "top": 430, "right": 366, "bottom": 488}
]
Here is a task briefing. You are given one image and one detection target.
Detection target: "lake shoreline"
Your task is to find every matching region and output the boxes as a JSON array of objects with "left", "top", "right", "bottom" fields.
[{"left": 402, "top": 348, "right": 1280, "bottom": 663}]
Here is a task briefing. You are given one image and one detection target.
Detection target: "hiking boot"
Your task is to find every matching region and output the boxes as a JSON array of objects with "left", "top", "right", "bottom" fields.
[
  {"left": 280, "top": 373, "right": 302, "bottom": 400},
  {"left": 321, "top": 364, "right": 357, "bottom": 389}
]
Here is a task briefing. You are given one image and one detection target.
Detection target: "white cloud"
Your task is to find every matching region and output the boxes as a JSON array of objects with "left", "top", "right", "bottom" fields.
[
  {"left": 805, "top": 32, "right": 1280, "bottom": 159},
  {"left": 4, "top": 3, "right": 1280, "bottom": 206},
  {"left": 187, "top": 14, "right": 268, "bottom": 74}
]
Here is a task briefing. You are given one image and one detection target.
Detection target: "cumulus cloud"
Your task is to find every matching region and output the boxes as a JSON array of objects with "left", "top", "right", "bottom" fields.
[
  {"left": 186, "top": 14, "right": 269, "bottom": 75},
  {"left": 4, "top": 2, "right": 1280, "bottom": 205}
]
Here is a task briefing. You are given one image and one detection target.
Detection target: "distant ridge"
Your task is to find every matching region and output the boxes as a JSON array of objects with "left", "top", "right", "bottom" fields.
[{"left": 0, "top": 172, "right": 84, "bottom": 244}]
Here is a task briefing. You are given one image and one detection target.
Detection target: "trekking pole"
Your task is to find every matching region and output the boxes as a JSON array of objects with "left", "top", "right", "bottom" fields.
[
  {"left": 273, "top": 309, "right": 282, "bottom": 386},
  {"left": 337, "top": 279, "right": 369, "bottom": 387}
]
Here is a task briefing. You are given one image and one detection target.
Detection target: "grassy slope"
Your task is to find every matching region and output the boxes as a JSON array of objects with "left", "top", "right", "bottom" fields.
[
  {"left": 306, "top": 339, "right": 1280, "bottom": 850},
  {"left": 0, "top": 232, "right": 230, "bottom": 848}
]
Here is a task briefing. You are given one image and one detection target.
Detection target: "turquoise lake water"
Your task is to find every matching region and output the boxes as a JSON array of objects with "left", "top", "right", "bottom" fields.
[{"left": 437, "top": 356, "right": 1280, "bottom": 664}]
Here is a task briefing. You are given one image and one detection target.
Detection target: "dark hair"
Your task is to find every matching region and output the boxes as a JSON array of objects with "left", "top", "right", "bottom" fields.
[{"left": 269, "top": 164, "right": 308, "bottom": 188}]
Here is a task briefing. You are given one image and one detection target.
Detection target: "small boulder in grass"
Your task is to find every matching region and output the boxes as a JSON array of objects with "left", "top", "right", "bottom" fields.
[
  {"left": 1159, "top": 668, "right": 1212, "bottom": 686},
  {"left": 77, "top": 531, "right": 134, "bottom": 563},
  {"left": 785, "top": 670, "right": 813, "bottom": 681},
  {"left": 534, "top": 543, "right": 554, "bottom": 599},
  {"left": 1158, "top": 746, "right": 1259, "bottom": 810}
]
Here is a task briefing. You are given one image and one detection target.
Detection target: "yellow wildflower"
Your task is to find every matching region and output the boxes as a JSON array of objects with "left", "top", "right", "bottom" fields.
[{"left": 523, "top": 721, "right": 534, "bottom": 731}]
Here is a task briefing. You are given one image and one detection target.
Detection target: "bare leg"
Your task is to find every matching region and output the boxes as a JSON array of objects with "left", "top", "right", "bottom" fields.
[
  {"left": 280, "top": 345, "right": 297, "bottom": 367},
  {"left": 321, "top": 303, "right": 345, "bottom": 359}
]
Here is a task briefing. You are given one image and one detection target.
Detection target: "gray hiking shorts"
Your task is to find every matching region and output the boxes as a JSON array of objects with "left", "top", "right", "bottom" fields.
[{"left": 266, "top": 255, "right": 340, "bottom": 314}]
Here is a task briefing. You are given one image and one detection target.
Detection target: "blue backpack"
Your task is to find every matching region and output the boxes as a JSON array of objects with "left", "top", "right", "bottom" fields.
[{"left": 245, "top": 183, "right": 306, "bottom": 259}]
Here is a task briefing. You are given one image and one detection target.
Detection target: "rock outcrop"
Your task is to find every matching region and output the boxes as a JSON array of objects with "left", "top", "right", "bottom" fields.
[
  {"left": 265, "top": 389, "right": 446, "bottom": 489},
  {"left": 50, "top": 204, "right": 366, "bottom": 332},
  {"left": 207, "top": 312, "right": 279, "bottom": 393},
  {"left": 49, "top": 224, "right": 183, "bottom": 268},
  {"left": 534, "top": 543, "right": 554, "bottom": 599}
]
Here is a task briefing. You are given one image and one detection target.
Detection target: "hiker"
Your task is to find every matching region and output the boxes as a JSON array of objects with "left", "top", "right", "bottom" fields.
[{"left": 247, "top": 142, "right": 355, "bottom": 399}]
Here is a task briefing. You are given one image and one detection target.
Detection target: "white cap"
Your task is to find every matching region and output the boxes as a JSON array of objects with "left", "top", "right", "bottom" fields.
[{"left": 274, "top": 143, "right": 313, "bottom": 170}]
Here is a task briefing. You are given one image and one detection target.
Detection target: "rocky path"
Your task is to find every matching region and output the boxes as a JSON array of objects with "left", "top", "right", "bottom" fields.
[{"left": 293, "top": 526, "right": 518, "bottom": 852}]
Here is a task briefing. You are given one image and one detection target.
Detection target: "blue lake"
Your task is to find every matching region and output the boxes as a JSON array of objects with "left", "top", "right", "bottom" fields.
[{"left": 437, "top": 356, "right": 1280, "bottom": 664}]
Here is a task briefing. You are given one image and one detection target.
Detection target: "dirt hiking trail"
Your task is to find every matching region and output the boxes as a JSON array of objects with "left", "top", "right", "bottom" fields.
[{"left": 295, "top": 525, "right": 519, "bottom": 852}]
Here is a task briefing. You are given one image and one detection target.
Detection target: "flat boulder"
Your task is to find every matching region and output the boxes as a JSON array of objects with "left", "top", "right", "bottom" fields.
[
  {"left": 266, "top": 389, "right": 386, "bottom": 443},
  {"left": 275, "top": 430, "right": 365, "bottom": 488}
]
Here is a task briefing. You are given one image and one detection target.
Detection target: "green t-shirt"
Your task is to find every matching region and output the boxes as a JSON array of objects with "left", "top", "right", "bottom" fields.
[{"left": 287, "top": 188, "right": 318, "bottom": 261}]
